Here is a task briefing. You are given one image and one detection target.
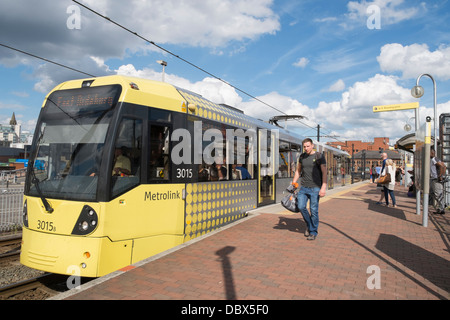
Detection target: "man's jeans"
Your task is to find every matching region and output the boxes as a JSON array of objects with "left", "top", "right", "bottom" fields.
[{"left": 297, "top": 187, "right": 320, "bottom": 236}]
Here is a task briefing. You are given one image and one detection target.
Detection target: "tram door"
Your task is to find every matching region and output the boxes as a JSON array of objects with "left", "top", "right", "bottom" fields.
[{"left": 258, "top": 129, "right": 277, "bottom": 206}]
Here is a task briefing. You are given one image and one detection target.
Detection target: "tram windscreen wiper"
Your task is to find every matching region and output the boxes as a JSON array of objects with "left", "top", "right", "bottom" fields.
[
  {"left": 31, "top": 124, "right": 54, "bottom": 213},
  {"left": 31, "top": 174, "right": 54, "bottom": 213}
]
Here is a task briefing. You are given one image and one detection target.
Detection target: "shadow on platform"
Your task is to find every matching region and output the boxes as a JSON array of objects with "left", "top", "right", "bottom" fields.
[
  {"left": 376, "top": 234, "right": 450, "bottom": 294},
  {"left": 273, "top": 216, "right": 307, "bottom": 234},
  {"left": 215, "top": 246, "right": 237, "bottom": 300}
]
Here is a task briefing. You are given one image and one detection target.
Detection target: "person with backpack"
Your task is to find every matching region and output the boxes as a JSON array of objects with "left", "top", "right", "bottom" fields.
[
  {"left": 291, "top": 138, "right": 327, "bottom": 240},
  {"left": 430, "top": 147, "right": 447, "bottom": 214}
]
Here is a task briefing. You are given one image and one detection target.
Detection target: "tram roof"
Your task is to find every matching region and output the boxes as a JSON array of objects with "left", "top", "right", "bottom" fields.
[
  {"left": 46, "top": 75, "right": 350, "bottom": 151},
  {"left": 47, "top": 76, "right": 289, "bottom": 131}
]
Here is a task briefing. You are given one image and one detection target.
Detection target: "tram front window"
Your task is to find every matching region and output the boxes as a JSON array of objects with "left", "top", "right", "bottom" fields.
[{"left": 26, "top": 85, "right": 120, "bottom": 201}]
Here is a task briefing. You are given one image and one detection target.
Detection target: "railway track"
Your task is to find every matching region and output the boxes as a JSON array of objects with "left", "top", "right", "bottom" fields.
[
  {"left": 1, "top": 273, "right": 53, "bottom": 299},
  {"left": 0, "top": 233, "right": 93, "bottom": 300},
  {"left": 0, "top": 273, "right": 69, "bottom": 300},
  {"left": 0, "top": 234, "right": 21, "bottom": 260},
  {"left": 0, "top": 234, "right": 21, "bottom": 246}
]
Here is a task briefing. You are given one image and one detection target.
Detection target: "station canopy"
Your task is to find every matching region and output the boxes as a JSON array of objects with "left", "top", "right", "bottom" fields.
[{"left": 395, "top": 133, "right": 435, "bottom": 153}]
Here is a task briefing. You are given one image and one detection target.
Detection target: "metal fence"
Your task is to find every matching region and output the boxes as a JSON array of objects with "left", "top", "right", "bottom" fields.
[{"left": 0, "top": 186, "right": 24, "bottom": 233}]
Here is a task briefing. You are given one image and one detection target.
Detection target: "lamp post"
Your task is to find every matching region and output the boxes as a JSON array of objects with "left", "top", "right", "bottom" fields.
[
  {"left": 157, "top": 60, "right": 167, "bottom": 82},
  {"left": 351, "top": 143, "right": 354, "bottom": 184},
  {"left": 411, "top": 74, "right": 437, "bottom": 151}
]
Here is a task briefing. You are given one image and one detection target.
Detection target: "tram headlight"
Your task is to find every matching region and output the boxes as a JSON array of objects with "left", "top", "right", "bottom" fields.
[
  {"left": 22, "top": 199, "right": 29, "bottom": 228},
  {"left": 71, "top": 205, "right": 99, "bottom": 235},
  {"left": 81, "top": 221, "right": 89, "bottom": 231}
]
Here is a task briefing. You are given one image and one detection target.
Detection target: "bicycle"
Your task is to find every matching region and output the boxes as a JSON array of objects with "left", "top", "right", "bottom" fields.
[{"left": 430, "top": 175, "right": 449, "bottom": 214}]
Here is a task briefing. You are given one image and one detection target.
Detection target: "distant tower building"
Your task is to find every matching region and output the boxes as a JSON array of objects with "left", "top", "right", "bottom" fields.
[
  {"left": 0, "top": 112, "right": 21, "bottom": 146},
  {"left": 10, "top": 112, "right": 17, "bottom": 126},
  {"left": 10, "top": 112, "right": 21, "bottom": 142}
]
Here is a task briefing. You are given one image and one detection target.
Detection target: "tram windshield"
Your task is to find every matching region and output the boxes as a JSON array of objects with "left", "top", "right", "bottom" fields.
[{"left": 26, "top": 85, "right": 121, "bottom": 201}]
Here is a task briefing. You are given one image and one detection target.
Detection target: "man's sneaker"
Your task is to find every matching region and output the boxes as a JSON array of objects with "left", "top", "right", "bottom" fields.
[
  {"left": 307, "top": 234, "right": 316, "bottom": 241},
  {"left": 304, "top": 229, "right": 310, "bottom": 237}
]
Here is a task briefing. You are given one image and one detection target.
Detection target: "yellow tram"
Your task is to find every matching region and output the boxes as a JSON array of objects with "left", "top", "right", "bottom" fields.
[{"left": 21, "top": 75, "right": 349, "bottom": 277}]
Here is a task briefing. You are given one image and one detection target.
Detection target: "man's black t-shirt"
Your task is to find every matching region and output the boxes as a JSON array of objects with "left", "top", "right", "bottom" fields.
[{"left": 300, "top": 152, "right": 326, "bottom": 188}]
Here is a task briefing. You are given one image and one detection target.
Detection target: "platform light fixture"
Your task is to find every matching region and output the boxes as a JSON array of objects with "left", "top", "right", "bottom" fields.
[
  {"left": 403, "top": 116, "right": 416, "bottom": 132},
  {"left": 157, "top": 60, "right": 167, "bottom": 82},
  {"left": 411, "top": 74, "right": 437, "bottom": 151}
]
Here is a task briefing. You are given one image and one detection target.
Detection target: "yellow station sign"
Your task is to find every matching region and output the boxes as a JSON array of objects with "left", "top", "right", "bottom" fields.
[{"left": 373, "top": 102, "right": 419, "bottom": 113}]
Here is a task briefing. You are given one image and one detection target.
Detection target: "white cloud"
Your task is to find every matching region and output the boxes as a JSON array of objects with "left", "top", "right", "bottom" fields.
[
  {"left": 314, "top": 17, "right": 338, "bottom": 23},
  {"left": 90, "top": 56, "right": 112, "bottom": 72},
  {"left": 437, "top": 101, "right": 450, "bottom": 120},
  {"left": 33, "top": 74, "right": 55, "bottom": 94},
  {"left": 116, "top": 64, "right": 159, "bottom": 80},
  {"left": 78, "top": 0, "right": 280, "bottom": 48},
  {"left": 377, "top": 43, "right": 450, "bottom": 80},
  {"left": 238, "top": 91, "right": 312, "bottom": 123},
  {"left": 1, "top": 0, "right": 447, "bottom": 147},
  {"left": 235, "top": 74, "right": 421, "bottom": 142},
  {"left": 328, "top": 79, "right": 346, "bottom": 92},
  {"left": 116, "top": 64, "right": 243, "bottom": 107},
  {"left": 293, "top": 57, "right": 309, "bottom": 68},
  {"left": 0, "top": 101, "right": 26, "bottom": 111},
  {"left": 116, "top": 63, "right": 317, "bottom": 130},
  {"left": 314, "top": 74, "right": 418, "bottom": 141},
  {"left": 114, "top": 66, "right": 436, "bottom": 143},
  {"left": 345, "top": 74, "right": 413, "bottom": 108},
  {"left": 0, "top": 0, "right": 281, "bottom": 95},
  {"left": 11, "top": 91, "right": 29, "bottom": 98},
  {"left": 312, "top": 47, "right": 369, "bottom": 74}
]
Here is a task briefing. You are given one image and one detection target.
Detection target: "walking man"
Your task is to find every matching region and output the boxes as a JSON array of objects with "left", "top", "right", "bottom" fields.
[{"left": 292, "top": 138, "right": 327, "bottom": 240}]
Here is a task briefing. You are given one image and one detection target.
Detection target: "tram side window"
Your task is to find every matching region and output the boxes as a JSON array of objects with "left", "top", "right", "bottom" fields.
[
  {"left": 231, "top": 136, "right": 253, "bottom": 180},
  {"left": 197, "top": 120, "right": 254, "bottom": 181},
  {"left": 198, "top": 147, "right": 227, "bottom": 182},
  {"left": 111, "top": 118, "right": 142, "bottom": 198},
  {"left": 278, "top": 142, "right": 301, "bottom": 178},
  {"left": 278, "top": 141, "right": 290, "bottom": 178},
  {"left": 196, "top": 120, "right": 226, "bottom": 181},
  {"left": 148, "top": 125, "right": 170, "bottom": 182},
  {"left": 290, "top": 144, "right": 301, "bottom": 177}
]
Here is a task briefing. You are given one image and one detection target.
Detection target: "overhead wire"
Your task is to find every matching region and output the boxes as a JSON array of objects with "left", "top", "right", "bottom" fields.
[
  {"left": 72, "top": 0, "right": 347, "bottom": 141},
  {"left": 0, "top": 43, "right": 96, "bottom": 78},
  {"left": 1, "top": 1, "right": 343, "bottom": 142}
]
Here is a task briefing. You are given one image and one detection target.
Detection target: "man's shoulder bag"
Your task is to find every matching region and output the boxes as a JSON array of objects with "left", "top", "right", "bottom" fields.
[{"left": 281, "top": 191, "right": 300, "bottom": 213}]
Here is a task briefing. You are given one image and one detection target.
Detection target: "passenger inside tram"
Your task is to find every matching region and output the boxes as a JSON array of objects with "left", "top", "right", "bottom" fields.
[{"left": 112, "top": 147, "right": 131, "bottom": 176}]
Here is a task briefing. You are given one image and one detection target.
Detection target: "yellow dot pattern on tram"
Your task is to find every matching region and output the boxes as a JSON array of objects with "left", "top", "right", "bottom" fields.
[
  {"left": 177, "top": 88, "right": 255, "bottom": 129},
  {"left": 184, "top": 181, "right": 256, "bottom": 241}
]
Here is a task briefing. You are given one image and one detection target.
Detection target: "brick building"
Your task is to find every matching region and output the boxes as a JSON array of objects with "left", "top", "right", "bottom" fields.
[
  {"left": 327, "top": 137, "right": 390, "bottom": 154},
  {"left": 352, "top": 150, "right": 403, "bottom": 172},
  {"left": 327, "top": 138, "right": 403, "bottom": 175}
]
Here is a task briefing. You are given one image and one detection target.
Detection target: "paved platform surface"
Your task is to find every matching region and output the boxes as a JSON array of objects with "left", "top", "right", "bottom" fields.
[{"left": 54, "top": 182, "right": 450, "bottom": 301}]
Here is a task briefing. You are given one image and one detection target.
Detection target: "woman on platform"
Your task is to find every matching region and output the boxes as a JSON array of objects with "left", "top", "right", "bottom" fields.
[{"left": 382, "top": 159, "right": 397, "bottom": 207}]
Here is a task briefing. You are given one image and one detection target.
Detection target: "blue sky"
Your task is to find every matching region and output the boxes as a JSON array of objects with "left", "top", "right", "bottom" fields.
[{"left": 1, "top": 0, "right": 450, "bottom": 145}]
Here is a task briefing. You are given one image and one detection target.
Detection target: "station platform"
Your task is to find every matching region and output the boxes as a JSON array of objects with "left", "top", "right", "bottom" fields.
[{"left": 53, "top": 181, "right": 449, "bottom": 301}]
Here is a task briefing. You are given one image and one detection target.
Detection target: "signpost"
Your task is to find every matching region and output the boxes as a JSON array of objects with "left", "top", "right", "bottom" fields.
[
  {"left": 373, "top": 102, "right": 419, "bottom": 113},
  {"left": 373, "top": 101, "right": 430, "bottom": 227},
  {"left": 415, "top": 119, "right": 432, "bottom": 227}
]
